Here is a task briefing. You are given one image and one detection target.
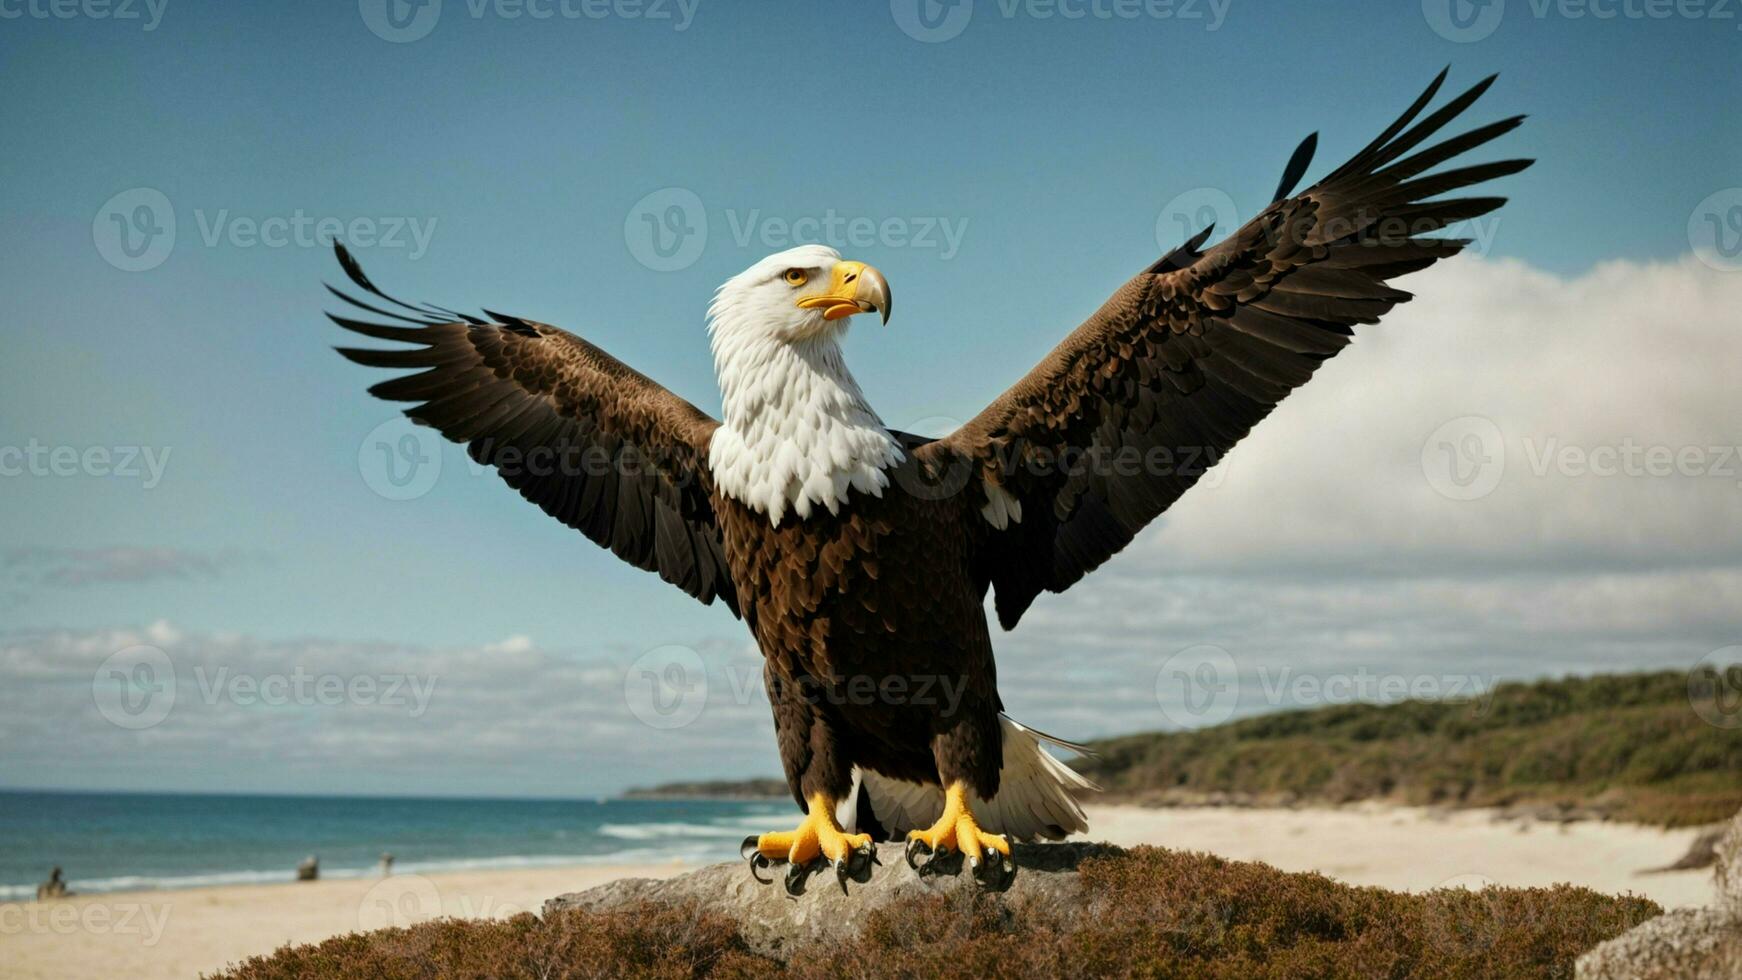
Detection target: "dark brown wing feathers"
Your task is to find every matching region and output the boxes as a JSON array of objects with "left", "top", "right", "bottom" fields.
[
  {"left": 327, "top": 245, "right": 739, "bottom": 616},
  {"left": 932, "top": 70, "right": 1531, "bottom": 630}
]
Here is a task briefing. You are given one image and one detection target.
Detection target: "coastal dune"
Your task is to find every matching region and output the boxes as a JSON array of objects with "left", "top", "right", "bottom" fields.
[{"left": 0, "top": 805, "right": 1715, "bottom": 980}]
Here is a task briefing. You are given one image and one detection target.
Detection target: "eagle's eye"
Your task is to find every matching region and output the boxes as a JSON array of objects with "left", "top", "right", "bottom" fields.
[{"left": 782, "top": 268, "right": 808, "bottom": 287}]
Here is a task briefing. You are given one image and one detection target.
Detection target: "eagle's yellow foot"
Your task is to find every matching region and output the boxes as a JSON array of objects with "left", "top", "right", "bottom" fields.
[
  {"left": 905, "top": 781, "right": 1014, "bottom": 884},
  {"left": 738, "top": 793, "right": 875, "bottom": 894}
]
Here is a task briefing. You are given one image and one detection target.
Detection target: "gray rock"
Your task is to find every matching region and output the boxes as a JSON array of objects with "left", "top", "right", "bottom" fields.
[
  {"left": 1575, "top": 907, "right": 1742, "bottom": 980},
  {"left": 1718, "top": 810, "right": 1742, "bottom": 910},
  {"left": 1577, "top": 805, "right": 1742, "bottom": 979},
  {"left": 544, "top": 841, "right": 1121, "bottom": 957}
]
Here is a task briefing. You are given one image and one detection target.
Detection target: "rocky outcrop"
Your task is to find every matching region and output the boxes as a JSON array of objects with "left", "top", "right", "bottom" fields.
[
  {"left": 1578, "top": 807, "right": 1742, "bottom": 979},
  {"left": 1574, "top": 909, "right": 1742, "bottom": 979},
  {"left": 545, "top": 841, "right": 1119, "bottom": 957},
  {"left": 1717, "top": 812, "right": 1742, "bottom": 909}
]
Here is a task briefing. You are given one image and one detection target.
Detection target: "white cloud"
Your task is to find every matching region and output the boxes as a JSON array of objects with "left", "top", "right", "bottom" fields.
[
  {"left": 0, "top": 624, "right": 781, "bottom": 797},
  {"left": 993, "top": 254, "right": 1742, "bottom": 738},
  {"left": 1147, "top": 254, "right": 1742, "bottom": 572},
  {"left": 483, "top": 634, "right": 534, "bottom": 655}
]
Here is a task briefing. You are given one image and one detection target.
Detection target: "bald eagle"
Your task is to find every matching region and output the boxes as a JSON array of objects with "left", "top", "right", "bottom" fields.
[{"left": 326, "top": 70, "right": 1528, "bottom": 890}]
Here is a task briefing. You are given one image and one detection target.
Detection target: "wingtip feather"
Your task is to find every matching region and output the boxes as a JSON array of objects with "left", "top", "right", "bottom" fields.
[{"left": 1271, "top": 131, "right": 1319, "bottom": 203}]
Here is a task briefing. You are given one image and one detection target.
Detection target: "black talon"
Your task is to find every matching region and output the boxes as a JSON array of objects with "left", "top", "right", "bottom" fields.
[
  {"left": 846, "top": 846, "right": 869, "bottom": 875},
  {"left": 783, "top": 860, "right": 807, "bottom": 896},
  {"left": 905, "top": 838, "right": 932, "bottom": 871},
  {"left": 834, "top": 858, "right": 850, "bottom": 894},
  {"left": 969, "top": 853, "right": 1004, "bottom": 887},
  {"left": 741, "top": 835, "right": 776, "bottom": 885},
  {"left": 987, "top": 855, "right": 1015, "bottom": 888}
]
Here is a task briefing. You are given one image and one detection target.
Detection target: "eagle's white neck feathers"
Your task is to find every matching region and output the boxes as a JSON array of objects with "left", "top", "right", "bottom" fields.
[{"left": 705, "top": 247, "right": 902, "bottom": 524}]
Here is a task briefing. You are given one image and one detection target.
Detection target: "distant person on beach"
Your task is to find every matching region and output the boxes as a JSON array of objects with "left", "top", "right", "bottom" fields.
[
  {"left": 296, "top": 855, "right": 319, "bottom": 881},
  {"left": 35, "top": 866, "right": 70, "bottom": 900},
  {"left": 379, "top": 852, "right": 394, "bottom": 876}
]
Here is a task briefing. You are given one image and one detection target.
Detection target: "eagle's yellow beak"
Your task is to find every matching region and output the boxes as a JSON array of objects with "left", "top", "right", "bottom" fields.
[{"left": 797, "top": 261, "right": 891, "bottom": 325}]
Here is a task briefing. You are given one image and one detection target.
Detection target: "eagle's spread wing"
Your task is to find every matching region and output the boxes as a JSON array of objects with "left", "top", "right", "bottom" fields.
[
  {"left": 326, "top": 245, "right": 739, "bottom": 616},
  {"left": 925, "top": 70, "right": 1531, "bottom": 630}
]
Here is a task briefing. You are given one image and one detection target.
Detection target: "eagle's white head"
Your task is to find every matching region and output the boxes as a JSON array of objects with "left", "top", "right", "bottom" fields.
[
  {"left": 707, "top": 243, "right": 891, "bottom": 343},
  {"left": 705, "top": 245, "right": 904, "bottom": 524}
]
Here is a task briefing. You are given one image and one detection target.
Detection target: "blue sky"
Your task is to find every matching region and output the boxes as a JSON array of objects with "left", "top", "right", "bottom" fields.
[{"left": 3, "top": 1, "right": 1740, "bottom": 795}]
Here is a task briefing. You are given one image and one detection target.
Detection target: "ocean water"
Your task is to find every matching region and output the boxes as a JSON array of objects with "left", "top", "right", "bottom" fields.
[{"left": 0, "top": 790, "right": 792, "bottom": 900}]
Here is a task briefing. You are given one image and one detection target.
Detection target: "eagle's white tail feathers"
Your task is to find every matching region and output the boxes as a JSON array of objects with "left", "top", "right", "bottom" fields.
[
  {"left": 834, "top": 767, "right": 863, "bottom": 831},
  {"left": 850, "top": 715, "right": 1098, "bottom": 842}
]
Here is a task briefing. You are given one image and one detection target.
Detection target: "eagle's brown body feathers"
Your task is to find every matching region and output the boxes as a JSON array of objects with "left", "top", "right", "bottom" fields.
[{"left": 716, "top": 465, "right": 1003, "bottom": 810}]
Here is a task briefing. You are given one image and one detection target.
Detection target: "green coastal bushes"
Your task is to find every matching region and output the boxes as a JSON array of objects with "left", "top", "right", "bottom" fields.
[{"left": 1081, "top": 670, "right": 1742, "bottom": 827}]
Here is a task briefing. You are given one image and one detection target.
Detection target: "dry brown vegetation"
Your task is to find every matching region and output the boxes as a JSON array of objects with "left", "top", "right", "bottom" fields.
[{"left": 213, "top": 846, "right": 1659, "bottom": 980}]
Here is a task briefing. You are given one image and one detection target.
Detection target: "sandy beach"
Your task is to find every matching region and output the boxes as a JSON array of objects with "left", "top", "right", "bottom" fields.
[
  {"left": 1, "top": 805, "right": 1714, "bottom": 980},
  {"left": 0, "top": 863, "right": 690, "bottom": 980},
  {"left": 1085, "top": 803, "right": 1716, "bottom": 909}
]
